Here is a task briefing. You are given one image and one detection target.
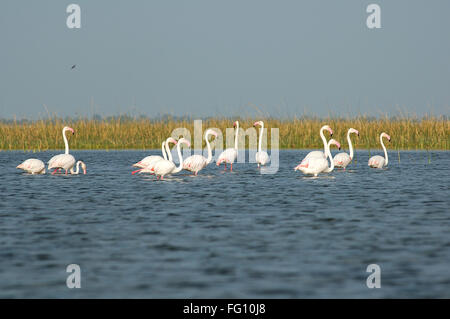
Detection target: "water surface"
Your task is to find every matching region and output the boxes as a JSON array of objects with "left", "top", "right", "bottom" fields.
[{"left": 0, "top": 150, "right": 449, "bottom": 298}]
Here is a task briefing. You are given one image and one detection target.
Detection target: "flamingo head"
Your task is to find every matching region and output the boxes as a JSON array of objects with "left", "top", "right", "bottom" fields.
[
  {"left": 382, "top": 132, "right": 391, "bottom": 142},
  {"left": 329, "top": 139, "right": 341, "bottom": 150},
  {"left": 63, "top": 126, "right": 75, "bottom": 135},
  {"left": 78, "top": 161, "right": 87, "bottom": 174},
  {"left": 350, "top": 128, "right": 359, "bottom": 136},
  {"left": 166, "top": 137, "right": 178, "bottom": 145},
  {"left": 205, "top": 129, "right": 218, "bottom": 138},
  {"left": 322, "top": 125, "right": 333, "bottom": 136},
  {"left": 233, "top": 121, "right": 239, "bottom": 128},
  {"left": 253, "top": 121, "right": 263, "bottom": 127},
  {"left": 178, "top": 138, "right": 191, "bottom": 148}
]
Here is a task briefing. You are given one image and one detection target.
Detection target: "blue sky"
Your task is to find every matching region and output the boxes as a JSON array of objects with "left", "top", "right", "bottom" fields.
[{"left": 1, "top": 0, "right": 449, "bottom": 119}]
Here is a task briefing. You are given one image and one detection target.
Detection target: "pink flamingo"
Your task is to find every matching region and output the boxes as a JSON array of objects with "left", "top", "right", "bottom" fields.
[
  {"left": 254, "top": 121, "right": 270, "bottom": 167},
  {"left": 151, "top": 138, "right": 191, "bottom": 180},
  {"left": 333, "top": 128, "right": 359, "bottom": 169},
  {"left": 368, "top": 132, "right": 391, "bottom": 168},
  {"left": 183, "top": 129, "right": 218, "bottom": 175},
  {"left": 48, "top": 126, "right": 76, "bottom": 175},
  {"left": 132, "top": 137, "right": 177, "bottom": 175},
  {"left": 216, "top": 121, "right": 239, "bottom": 171},
  {"left": 17, "top": 159, "right": 46, "bottom": 174},
  {"left": 304, "top": 125, "right": 334, "bottom": 159},
  {"left": 294, "top": 139, "right": 341, "bottom": 176}
]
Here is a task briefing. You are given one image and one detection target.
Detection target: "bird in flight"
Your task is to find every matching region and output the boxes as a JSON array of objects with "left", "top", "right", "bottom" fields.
[{"left": 71, "top": 64, "right": 76, "bottom": 69}]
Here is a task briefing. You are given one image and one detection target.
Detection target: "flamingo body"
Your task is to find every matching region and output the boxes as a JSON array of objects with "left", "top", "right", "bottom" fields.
[
  {"left": 255, "top": 151, "right": 270, "bottom": 166},
  {"left": 17, "top": 159, "right": 46, "bottom": 174},
  {"left": 368, "top": 155, "right": 385, "bottom": 168},
  {"left": 133, "top": 155, "right": 164, "bottom": 169},
  {"left": 183, "top": 155, "right": 208, "bottom": 175},
  {"left": 48, "top": 154, "right": 76, "bottom": 172},
  {"left": 295, "top": 156, "right": 329, "bottom": 176},
  {"left": 217, "top": 148, "right": 237, "bottom": 166},
  {"left": 333, "top": 152, "right": 352, "bottom": 168}
]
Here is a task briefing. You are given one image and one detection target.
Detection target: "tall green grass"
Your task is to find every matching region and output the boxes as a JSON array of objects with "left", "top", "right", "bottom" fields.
[{"left": 0, "top": 116, "right": 448, "bottom": 151}]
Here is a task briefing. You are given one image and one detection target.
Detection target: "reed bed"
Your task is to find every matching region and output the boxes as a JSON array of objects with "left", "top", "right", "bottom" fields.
[{"left": 0, "top": 116, "right": 448, "bottom": 151}]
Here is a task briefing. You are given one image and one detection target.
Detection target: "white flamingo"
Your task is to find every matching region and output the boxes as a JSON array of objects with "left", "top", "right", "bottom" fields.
[
  {"left": 70, "top": 160, "right": 87, "bottom": 175},
  {"left": 150, "top": 138, "right": 191, "bottom": 180},
  {"left": 17, "top": 159, "right": 46, "bottom": 174},
  {"left": 216, "top": 121, "right": 239, "bottom": 171},
  {"left": 304, "top": 125, "right": 334, "bottom": 159},
  {"left": 132, "top": 137, "right": 177, "bottom": 175},
  {"left": 368, "top": 132, "right": 391, "bottom": 168},
  {"left": 333, "top": 128, "right": 359, "bottom": 169},
  {"left": 48, "top": 126, "right": 76, "bottom": 175},
  {"left": 254, "top": 121, "right": 270, "bottom": 167},
  {"left": 294, "top": 139, "right": 341, "bottom": 176},
  {"left": 183, "top": 129, "right": 218, "bottom": 175}
]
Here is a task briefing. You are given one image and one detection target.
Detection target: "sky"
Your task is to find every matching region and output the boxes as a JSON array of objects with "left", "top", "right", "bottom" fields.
[{"left": 1, "top": 0, "right": 449, "bottom": 119}]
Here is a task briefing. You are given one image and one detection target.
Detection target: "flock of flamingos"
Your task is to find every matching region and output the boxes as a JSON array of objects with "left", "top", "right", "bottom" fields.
[{"left": 16, "top": 121, "right": 391, "bottom": 178}]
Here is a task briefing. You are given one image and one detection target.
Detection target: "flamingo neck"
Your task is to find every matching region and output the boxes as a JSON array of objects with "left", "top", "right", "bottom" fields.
[
  {"left": 347, "top": 130, "right": 354, "bottom": 159},
  {"left": 319, "top": 127, "right": 327, "bottom": 154},
  {"left": 63, "top": 129, "right": 69, "bottom": 154},
  {"left": 70, "top": 162, "right": 80, "bottom": 174},
  {"left": 206, "top": 132, "right": 213, "bottom": 164},
  {"left": 173, "top": 142, "right": 184, "bottom": 173},
  {"left": 234, "top": 122, "right": 239, "bottom": 152},
  {"left": 325, "top": 141, "right": 335, "bottom": 173},
  {"left": 258, "top": 123, "right": 264, "bottom": 153},
  {"left": 380, "top": 134, "right": 388, "bottom": 165},
  {"left": 165, "top": 141, "right": 173, "bottom": 162},
  {"left": 161, "top": 142, "right": 167, "bottom": 160}
]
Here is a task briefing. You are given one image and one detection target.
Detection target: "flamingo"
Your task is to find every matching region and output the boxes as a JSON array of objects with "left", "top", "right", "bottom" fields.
[
  {"left": 294, "top": 139, "right": 341, "bottom": 176},
  {"left": 216, "top": 121, "right": 239, "bottom": 171},
  {"left": 70, "top": 160, "right": 87, "bottom": 175},
  {"left": 333, "top": 128, "right": 359, "bottom": 169},
  {"left": 254, "top": 121, "right": 270, "bottom": 167},
  {"left": 48, "top": 126, "right": 76, "bottom": 175},
  {"left": 368, "top": 132, "right": 391, "bottom": 168},
  {"left": 183, "top": 129, "right": 218, "bottom": 175},
  {"left": 151, "top": 138, "right": 191, "bottom": 180},
  {"left": 132, "top": 137, "right": 177, "bottom": 174},
  {"left": 16, "top": 159, "right": 46, "bottom": 174},
  {"left": 304, "top": 125, "right": 334, "bottom": 159}
]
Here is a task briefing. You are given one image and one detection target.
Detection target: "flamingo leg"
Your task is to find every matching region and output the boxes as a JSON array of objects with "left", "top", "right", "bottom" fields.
[
  {"left": 52, "top": 169, "right": 57, "bottom": 175},
  {"left": 65, "top": 169, "right": 68, "bottom": 175},
  {"left": 132, "top": 169, "right": 143, "bottom": 175},
  {"left": 230, "top": 163, "right": 233, "bottom": 171},
  {"left": 224, "top": 163, "right": 227, "bottom": 171}
]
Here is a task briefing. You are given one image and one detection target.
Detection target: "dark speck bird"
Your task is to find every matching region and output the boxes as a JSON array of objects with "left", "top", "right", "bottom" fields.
[{"left": 71, "top": 64, "right": 76, "bottom": 69}]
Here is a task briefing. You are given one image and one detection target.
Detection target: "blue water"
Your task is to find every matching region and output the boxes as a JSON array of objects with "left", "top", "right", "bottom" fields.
[{"left": 0, "top": 150, "right": 449, "bottom": 298}]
